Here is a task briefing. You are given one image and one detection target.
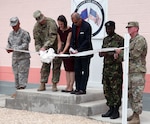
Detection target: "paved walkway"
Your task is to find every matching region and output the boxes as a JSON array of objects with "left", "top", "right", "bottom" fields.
[
  {"left": 0, "top": 94, "right": 150, "bottom": 124},
  {"left": 0, "top": 94, "right": 110, "bottom": 124},
  {"left": 0, "top": 81, "right": 150, "bottom": 124}
]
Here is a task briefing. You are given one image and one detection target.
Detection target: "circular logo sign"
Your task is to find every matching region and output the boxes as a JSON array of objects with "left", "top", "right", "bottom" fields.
[{"left": 75, "top": 0, "right": 105, "bottom": 37}]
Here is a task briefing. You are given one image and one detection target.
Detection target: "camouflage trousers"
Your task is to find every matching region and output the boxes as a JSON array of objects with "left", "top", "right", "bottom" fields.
[
  {"left": 103, "top": 77, "right": 123, "bottom": 107},
  {"left": 102, "top": 64, "right": 123, "bottom": 107},
  {"left": 12, "top": 58, "right": 30, "bottom": 89},
  {"left": 40, "top": 57, "right": 62, "bottom": 84},
  {"left": 128, "top": 72, "right": 145, "bottom": 114}
]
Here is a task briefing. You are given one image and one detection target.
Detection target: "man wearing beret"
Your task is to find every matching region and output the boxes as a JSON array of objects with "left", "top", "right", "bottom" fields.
[
  {"left": 6, "top": 17, "right": 31, "bottom": 97},
  {"left": 33, "top": 10, "right": 62, "bottom": 92},
  {"left": 99, "top": 21, "right": 124, "bottom": 119},
  {"left": 126, "top": 21, "right": 147, "bottom": 124}
]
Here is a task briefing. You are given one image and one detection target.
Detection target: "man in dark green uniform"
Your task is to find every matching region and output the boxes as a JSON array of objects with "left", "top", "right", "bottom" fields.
[{"left": 99, "top": 21, "right": 124, "bottom": 119}]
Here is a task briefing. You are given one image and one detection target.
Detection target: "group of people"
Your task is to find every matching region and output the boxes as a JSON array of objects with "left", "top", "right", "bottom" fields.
[
  {"left": 6, "top": 10, "right": 93, "bottom": 96},
  {"left": 99, "top": 21, "right": 147, "bottom": 124},
  {"left": 6, "top": 10, "right": 147, "bottom": 124}
]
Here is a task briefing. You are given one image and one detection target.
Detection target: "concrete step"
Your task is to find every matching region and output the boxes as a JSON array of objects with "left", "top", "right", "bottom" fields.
[
  {"left": 5, "top": 87, "right": 107, "bottom": 116},
  {"left": 0, "top": 94, "right": 11, "bottom": 107},
  {"left": 79, "top": 99, "right": 108, "bottom": 116},
  {"left": 6, "top": 87, "right": 105, "bottom": 104}
]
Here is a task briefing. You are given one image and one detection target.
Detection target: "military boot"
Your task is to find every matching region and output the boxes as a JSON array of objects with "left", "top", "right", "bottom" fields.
[
  {"left": 101, "top": 106, "right": 114, "bottom": 117},
  {"left": 52, "top": 83, "right": 58, "bottom": 92},
  {"left": 128, "top": 113, "right": 140, "bottom": 124},
  {"left": 37, "top": 83, "right": 46, "bottom": 91},
  {"left": 110, "top": 106, "right": 120, "bottom": 119},
  {"left": 127, "top": 112, "right": 135, "bottom": 121}
]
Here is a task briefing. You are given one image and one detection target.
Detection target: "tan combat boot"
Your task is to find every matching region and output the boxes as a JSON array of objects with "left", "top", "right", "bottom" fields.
[
  {"left": 127, "top": 112, "right": 135, "bottom": 121},
  {"left": 52, "top": 83, "right": 58, "bottom": 92},
  {"left": 128, "top": 113, "right": 140, "bottom": 124},
  {"left": 37, "top": 83, "right": 46, "bottom": 91}
]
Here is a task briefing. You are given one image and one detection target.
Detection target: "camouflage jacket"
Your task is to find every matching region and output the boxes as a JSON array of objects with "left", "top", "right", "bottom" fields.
[
  {"left": 7, "top": 28, "right": 31, "bottom": 60},
  {"left": 101, "top": 33, "right": 124, "bottom": 65},
  {"left": 129, "top": 34, "right": 147, "bottom": 73},
  {"left": 33, "top": 17, "right": 58, "bottom": 52}
]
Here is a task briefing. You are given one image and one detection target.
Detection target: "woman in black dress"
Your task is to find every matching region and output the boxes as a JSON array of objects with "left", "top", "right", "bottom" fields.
[{"left": 57, "top": 15, "right": 75, "bottom": 92}]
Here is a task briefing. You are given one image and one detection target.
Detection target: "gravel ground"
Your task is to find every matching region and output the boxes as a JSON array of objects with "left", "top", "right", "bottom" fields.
[{"left": 0, "top": 108, "right": 111, "bottom": 124}]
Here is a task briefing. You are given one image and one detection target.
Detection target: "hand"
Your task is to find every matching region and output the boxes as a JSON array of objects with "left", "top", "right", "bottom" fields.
[
  {"left": 115, "top": 48, "right": 121, "bottom": 54},
  {"left": 59, "top": 51, "right": 65, "bottom": 54},
  {"left": 40, "top": 47, "right": 46, "bottom": 51},
  {"left": 73, "top": 50, "right": 78, "bottom": 54},
  {"left": 57, "top": 49, "right": 61, "bottom": 54},
  {"left": 6, "top": 48, "right": 13, "bottom": 53},
  {"left": 69, "top": 47, "right": 77, "bottom": 54},
  {"left": 99, "top": 52, "right": 107, "bottom": 57},
  {"left": 114, "top": 53, "right": 119, "bottom": 59}
]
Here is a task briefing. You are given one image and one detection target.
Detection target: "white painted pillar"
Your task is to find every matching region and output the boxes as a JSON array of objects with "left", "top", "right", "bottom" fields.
[
  {"left": 122, "top": 34, "right": 130, "bottom": 124},
  {"left": 88, "top": 39, "right": 103, "bottom": 88}
]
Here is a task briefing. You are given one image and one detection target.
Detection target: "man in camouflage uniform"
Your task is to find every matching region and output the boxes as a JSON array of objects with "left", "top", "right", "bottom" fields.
[
  {"left": 126, "top": 21, "right": 147, "bottom": 124},
  {"left": 33, "top": 10, "right": 61, "bottom": 92},
  {"left": 6, "top": 17, "right": 31, "bottom": 97},
  {"left": 99, "top": 21, "right": 124, "bottom": 119}
]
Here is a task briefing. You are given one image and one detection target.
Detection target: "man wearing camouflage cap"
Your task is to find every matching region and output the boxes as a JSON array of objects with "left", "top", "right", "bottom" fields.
[
  {"left": 99, "top": 21, "right": 124, "bottom": 119},
  {"left": 33, "top": 10, "right": 61, "bottom": 92},
  {"left": 6, "top": 17, "right": 31, "bottom": 97},
  {"left": 126, "top": 21, "right": 147, "bottom": 124}
]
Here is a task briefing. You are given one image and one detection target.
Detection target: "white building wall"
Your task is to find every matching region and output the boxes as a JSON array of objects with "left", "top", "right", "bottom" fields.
[
  {"left": 108, "top": 0, "right": 150, "bottom": 73},
  {"left": 0, "top": 0, "right": 72, "bottom": 68},
  {"left": 0, "top": 0, "right": 150, "bottom": 85}
]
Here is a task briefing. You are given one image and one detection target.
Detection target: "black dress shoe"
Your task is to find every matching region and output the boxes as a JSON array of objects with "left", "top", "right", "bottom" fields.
[
  {"left": 70, "top": 90, "right": 78, "bottom": 94},
  {"left": 61, "top": 89, "right": 67, "bottom": 92},
  {"left": 75, "top": 90, "right": 86, "bottom": 95},
  {"left": 61, "top": 89, "right": 73, "bottom": 93}
]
